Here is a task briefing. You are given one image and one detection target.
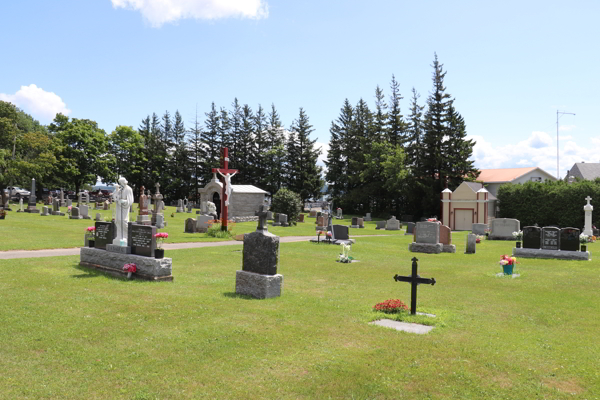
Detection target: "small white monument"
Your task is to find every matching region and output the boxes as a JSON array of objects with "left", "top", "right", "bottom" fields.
[
  {"left": 112, "top": 177, "right": 134, "bottom": 246},
  {"left": 583, "top": 196, "right": 593, "bottom": 236}
]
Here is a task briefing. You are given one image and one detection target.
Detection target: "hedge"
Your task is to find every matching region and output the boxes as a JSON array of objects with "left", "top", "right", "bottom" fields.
[{"left": 496, "top": 179, "right": 600, "bottom": 228}]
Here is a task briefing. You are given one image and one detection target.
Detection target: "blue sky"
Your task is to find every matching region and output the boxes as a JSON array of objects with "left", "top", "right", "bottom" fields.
[{"left": 1, "top": 0, "right": 598, "bottom": 179}]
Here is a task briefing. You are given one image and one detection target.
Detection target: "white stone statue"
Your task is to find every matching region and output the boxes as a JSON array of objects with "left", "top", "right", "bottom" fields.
[
  {"left": 207, "top": 201, "right": 217, "bottom": 217},
  {"left": 112, "top": 176, "right": 134, "bottom": 246},
  {"left": 217, "top": 170, "right": 237, "bottom": 206}
]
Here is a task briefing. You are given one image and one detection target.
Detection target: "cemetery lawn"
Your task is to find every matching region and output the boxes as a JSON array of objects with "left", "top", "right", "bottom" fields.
[
  {"left": 1, "top": 234, "right": 598, "bottom": 399},
  {"left": 0, "top": 209, "right": 403, "bottom": 251}
]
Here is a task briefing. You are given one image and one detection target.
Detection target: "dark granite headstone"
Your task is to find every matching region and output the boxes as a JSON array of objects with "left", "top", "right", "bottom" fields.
[
  {"left": 523, "top": 226, "right": 541, "bottom": 249},
  {"left": 129, "top": 224, "right": 157, "bottom": 257},
  {"left": 541, "top": 227, "right": 560, "bottom": 250},
  {"left": 333, "top": 225, "right": 349, "bottom": 240},
  {"left": 184, "top": 218, "right": 196, "bottom": 233},
  {"left": 560, "top": 227, "right": 580, "bottom": 251},
  {"left": 406, "top": 222, "right": 415, "bottom": 234},
  {"left": 351, "top": 217, "right": 358, "bottom": 226},
  {"left": 95, "top": 221, "right": 116, "bottom": 250},
  {"left": 242, "top": 231, "right": 279, "bottom": 275}
]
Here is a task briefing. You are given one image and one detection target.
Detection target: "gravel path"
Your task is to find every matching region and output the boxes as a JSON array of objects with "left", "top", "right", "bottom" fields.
[{"left": 0, "top": 235, "right": 391, "bottom": 260}]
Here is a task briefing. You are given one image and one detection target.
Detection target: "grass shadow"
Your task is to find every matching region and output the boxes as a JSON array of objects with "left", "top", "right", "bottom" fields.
[
  {"left": 222, "top": 292, "right": 259, "bottom": 300},
  {"left": 71, "top": 264, "right": 124, "bottom": 281}
]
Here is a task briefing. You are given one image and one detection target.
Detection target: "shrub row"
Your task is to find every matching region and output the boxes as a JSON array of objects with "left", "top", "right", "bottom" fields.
[{"left": 497, "top": 179, "right": 600, "bottom": 228}]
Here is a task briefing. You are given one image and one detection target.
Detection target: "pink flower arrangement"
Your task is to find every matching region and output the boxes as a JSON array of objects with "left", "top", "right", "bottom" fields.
[
  {"left": 123, "top": 263, "right": 137, "bottom": 273},
  {"left": 499, "top": 255, "right": 517, "bottom": 266},
  {"left": 123, "top": 263, "right": 137, "bottom": 279},
  {"left": 85, "top": 226, "right": 96, "bottom": 239},
  {"left": 154, "top": 232, "right": 169, "bottom": 249}
]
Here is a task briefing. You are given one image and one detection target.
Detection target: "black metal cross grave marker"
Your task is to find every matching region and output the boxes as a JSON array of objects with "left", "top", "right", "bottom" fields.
[{"left": 393, "top": 257, "right": 436, "bottom": 315}]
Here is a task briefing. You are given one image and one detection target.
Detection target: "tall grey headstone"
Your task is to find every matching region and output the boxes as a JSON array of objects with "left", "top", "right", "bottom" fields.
[
  {"left": 465, "top": 233, "right": 477, "bottom": 254},
  {"left": 236, "top": 230, "right": 283, "bottom": 299}
]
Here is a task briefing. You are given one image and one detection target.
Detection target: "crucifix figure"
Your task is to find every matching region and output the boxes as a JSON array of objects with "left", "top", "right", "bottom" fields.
[
  {"left": 393, "top": 257, "right": 436, "bottom": 315},
  {"left": 212, "top": 147, "right": 238, "bottom": 231}
]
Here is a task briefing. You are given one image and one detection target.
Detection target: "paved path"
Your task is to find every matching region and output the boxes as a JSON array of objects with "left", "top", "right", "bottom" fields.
[
  {"left": 0, "top": 236, "right": 311, "bottom": 260},
  {"left": 0, "top": 235, "right": 391, "bottom": 260}
]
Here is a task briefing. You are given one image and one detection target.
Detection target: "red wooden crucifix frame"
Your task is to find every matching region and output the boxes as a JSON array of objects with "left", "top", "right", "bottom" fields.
[{"left": 212, "top": 147, "right": 238, "bottom": 231}]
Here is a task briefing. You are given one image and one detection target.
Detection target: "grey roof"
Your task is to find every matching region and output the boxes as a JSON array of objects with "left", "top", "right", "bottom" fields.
[
  {"left": 567, "top": 163, "right": 600, "bottom": 180},
  {"left": 231, "top": 185, "right": 268, "bottom": 194}
]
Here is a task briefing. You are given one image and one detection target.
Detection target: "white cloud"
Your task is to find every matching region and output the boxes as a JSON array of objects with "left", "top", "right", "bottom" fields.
[
  {"left": 469, "top": 131, "right": 600, "bottom": 179},
  {"left": 523, "top": 131, "right": 553, "bottom": 149},
  {"left": 0, "top": 84, "right": 71, "bottom": 122},
  {"left": 559, "top": 124, "right": 576, "bottom": 132},
  {"left": 111, "top": 0, "right": 269, "bottom": 27}
]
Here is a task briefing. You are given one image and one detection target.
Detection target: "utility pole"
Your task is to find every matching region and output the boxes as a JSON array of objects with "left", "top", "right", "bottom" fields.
[{"left": 557, "top": 110, "right": 575, "bottom": 180}]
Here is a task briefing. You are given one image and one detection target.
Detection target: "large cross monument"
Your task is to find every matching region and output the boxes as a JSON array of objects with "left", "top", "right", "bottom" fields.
[{"left": 212, "top": 147, "right": 238, "bottom": 231}]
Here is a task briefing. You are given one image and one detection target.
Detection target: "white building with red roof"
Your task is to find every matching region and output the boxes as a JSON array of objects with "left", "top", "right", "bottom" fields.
[{"left": 476, "top": 167, "right": 556, "bottom": 197}]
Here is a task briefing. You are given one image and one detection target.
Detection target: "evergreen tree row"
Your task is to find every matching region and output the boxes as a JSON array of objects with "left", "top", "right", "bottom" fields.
[
  {"left": 1, "top": 99, "right": 324, "bottom": 204},
  {"left": 135, "top": 101, "right": 323, "bottom": 203},
  {"left": 325, "top": 54, "right": 479, "bottom": 218}
]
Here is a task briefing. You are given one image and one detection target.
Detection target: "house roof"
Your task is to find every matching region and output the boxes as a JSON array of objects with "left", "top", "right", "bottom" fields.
[
  {"left": 567, "top": 163, "right": 600, "bottom": 180},
  {"left": 477, "top": 167, "right": 538, "bottom": 183}
]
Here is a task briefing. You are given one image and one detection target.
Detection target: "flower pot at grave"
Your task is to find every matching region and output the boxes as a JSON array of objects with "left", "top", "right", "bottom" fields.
[
  {"left": 88, "top": 240, "right": 95, "bottom": 248},
  {"left": 155, "top": 248, "right": 165, "bottom": 259},
  {"left": 502, "top": 264, "right": 514, "bottom": 275},
  {"left": 581, "top": 245, "right": 587, "bottom": 252},
  {"left": 516, "top": 242, "right": 521, "bottom": 248}
]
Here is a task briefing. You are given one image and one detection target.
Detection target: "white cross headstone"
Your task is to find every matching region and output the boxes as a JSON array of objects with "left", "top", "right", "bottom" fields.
[{"left": 583, "top": 196, "right": 593, "bottom": 236}]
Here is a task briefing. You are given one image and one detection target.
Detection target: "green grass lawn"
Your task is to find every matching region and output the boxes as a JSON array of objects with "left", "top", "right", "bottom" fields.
[
  {"left": 0, "top": 231, "right": 598, "bottom": 399},
  {"left": 0, "top": 206, "right": 403, "bottom": 251}
]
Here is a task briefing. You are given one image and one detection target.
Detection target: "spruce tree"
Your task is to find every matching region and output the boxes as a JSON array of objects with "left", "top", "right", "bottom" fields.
[
  {"left": 237, "top": 104, "right": 255, "bottom": 183},
  {"left": 325, "top": 99, "right": 353, "bottom": 202},
  {"left": 228, "top": 99, "right": 242, "bottom": 169},
  {"left": 188, "top": 107, "right": 204, "bottom": 201},
  {"left": 421, "top": 53, "right": 455, "bottom": 217},
  {"left": 253, "top": 104, "right": 268, "bottom": 187},
  {"left": 264, "top": 104, "right": 286, "bottom": 195},
  {"left": 387, "top": 75, "right": 406, "bottom": 146},
  {"left": 287, "top": 108, "right": 323, "bottom": 202},
  {"left": 443, "top": 105, "right": 479, "bottom": 189},
  {"left": 201, "top": 102, "right": 221, "bottom": 184},
  {"left": 406, "top": 87, "right": 425, "bottom": 170}
]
